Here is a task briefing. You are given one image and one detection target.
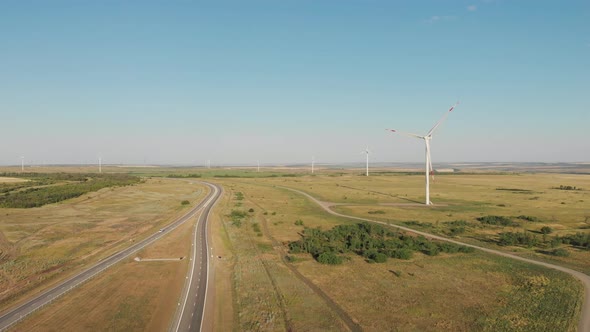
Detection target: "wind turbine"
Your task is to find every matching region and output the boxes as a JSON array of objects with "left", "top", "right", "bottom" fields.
[
  {"left": 98, "top": 156, "right": 102, "bottom": 173},
  {"left": 387, "top": 102, "right": 458, "bottom": 205},
  {"left": 311, "top": 156, "right": 315, "bottom": 174},
  {"left": 20, "top": 156, "right": 24, "bottom": 172},
  {"left": 361, "top": 146, "right": 370, "bottom": 176},
  {"left": 257, "top": 160, "right": 260, "bottom": 172}
]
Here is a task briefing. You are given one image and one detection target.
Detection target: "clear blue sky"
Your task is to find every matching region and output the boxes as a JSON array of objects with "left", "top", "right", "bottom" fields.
[{"left": 1, "top": 0, "right": 588, "bottom": 166}]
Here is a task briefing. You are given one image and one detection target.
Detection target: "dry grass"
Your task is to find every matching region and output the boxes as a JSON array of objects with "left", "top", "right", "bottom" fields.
[
  {"left": 214, "top": 180, "right": 347, "bottom": 331},
  {"left": 211, "top": 176, "right": 584, "bottom": 331},
  {"left": 12, "top": 202, "right": 198, "bottom": 332},
  {"left": 209, "top": 187, "right": 235, "bottom": 332},
  {"left": 0, "top": 177, "right": 28, "bottom": 183},
  {"left": 0, "top": 178, "right": 205, "bottom": 311},
  {"left": 258, "top": 173, "right": 590, "bottom": 273}
]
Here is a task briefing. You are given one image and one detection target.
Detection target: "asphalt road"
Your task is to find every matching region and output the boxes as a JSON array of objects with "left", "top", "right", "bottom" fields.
[
  {"left": 282, "top": 186, "right": 590, "bottom": 332},
  {"left": 171, "top": 182, "right": 222, "bottom": 332},
  {"left": 0, "top": 182, "right": 219, "bottom": 332}
]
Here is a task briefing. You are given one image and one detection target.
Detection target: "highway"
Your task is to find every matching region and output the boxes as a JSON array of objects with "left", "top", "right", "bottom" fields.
[
  {"left": 0, "top": 181, "right": 220, "bottom": 332},
  {"left": 171, "top": 182, "right": 222, "bottom": 332}
]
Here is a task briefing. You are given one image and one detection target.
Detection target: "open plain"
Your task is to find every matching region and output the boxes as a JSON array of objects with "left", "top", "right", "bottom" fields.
[{"left": 0, "top": 166, "right": 588, "bottom": 331}]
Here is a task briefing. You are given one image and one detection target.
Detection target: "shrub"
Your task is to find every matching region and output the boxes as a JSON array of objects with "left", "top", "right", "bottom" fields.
[
  {"left": 540, "top": 226, "right": 553, "bottom": 234},
  {"left": 248, "top": 208, "right": 254, "bottom": 213},
  {"left": 477, "top": 215, "right": 518, "bottom": 227},
  {"left": 230, "top": 210, "right": 247, "bottom": 219},
  {"left": 252, "top": 223, "right": 261, "bottom": 233},
  {"left": 551, "top": 248, "right": 570, "bottom": 257},
  {"left": 368, "top": 210, "right": 386, "bottom": 215},
  {"left": 285, "top": 255, "right": 297, "bottom": 262},
  {"left": 392, "top": 248, "right": 413, "bottom": 260},
  {"left": 516, "top": 215, "right": 540, "bottom": 222},
  {"left": 447, "top": 226, "right": 465, "bottom": 236},
  {"left": 181, "top": 200, "right": 190, "bottom": 206},
  {"left": 498, "top": 231, "right": 539, "bottom": 247},
  {"left": 294, "top": 219, "right": 304, "bottom": 226},
  {"left": 317, "top": 252, "right": 343, "bottom": 265}
]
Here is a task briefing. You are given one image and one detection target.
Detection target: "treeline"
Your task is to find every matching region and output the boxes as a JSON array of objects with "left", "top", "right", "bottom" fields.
[
  {"left": 498, "top": 231, "right": 590, "bottom": 251},
  {"left": 166, "top": 174, "right": 202, "bottom": 178},
  {"left": 288, "top": 222, "right": 474, "bottom": 265},
  {"left": 0, "top": 172, "right": 119, "bottom": 182},
  {"left": 553, "top": 185, "right": 582, "bottom": 191},
  {"left": 0, "top": 174, "right": 140, "bottom": 208}
]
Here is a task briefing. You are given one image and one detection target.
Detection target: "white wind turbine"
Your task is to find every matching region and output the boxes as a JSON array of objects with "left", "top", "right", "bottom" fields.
[
  {"left": 387, "top": 102, "right": 458, "bottom": 205},
  {"left": 311, "top": 156, "right": 315, "bottom": 174},
  {"left": 361, "top": 146, "right": 370, "bottom": 176}
]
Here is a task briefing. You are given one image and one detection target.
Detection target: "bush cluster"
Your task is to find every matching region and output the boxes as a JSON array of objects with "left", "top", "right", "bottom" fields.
[
  {"left": 477, "top": 215, "right": 519, "bottom": 227},
  {"left": 166, "top": 174, "right": 201, "bottom": 178},
  {"left": 554, "top": 185, "right": 581, "bottom": 191},
  {"left": 498, "top": 231, "right": 539, "bottom": 247},
  {"left": 288, "top": 222, "right": 473, "bottom": 265}
]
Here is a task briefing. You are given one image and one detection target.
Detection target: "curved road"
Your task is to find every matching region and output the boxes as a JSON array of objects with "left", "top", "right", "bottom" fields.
[
  {"left": 0, "top": 182, "right": 219, "bottom": 332},
  {"left": 281, "top": 186, "right": 590, "bottom": 332},
  {"left": 171, "top": 182, "right": 222, "bottom": 332}
]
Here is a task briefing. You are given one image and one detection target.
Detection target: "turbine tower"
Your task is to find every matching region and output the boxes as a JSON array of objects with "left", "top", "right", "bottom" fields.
[
  {"left": 257, "top": 160, "right": 260, "bottom": 172},
  {"left": 387, "top": 102, "right": 458, "bottom": 205},
  {"left": 311, "top": 156, "right": 315, "bottom": 174},
  {"left": 20, "top": 156, "right": 24, "bottom": 172},
  {"left": 98, "top": 156, "right": 102, "bottom": 173},
  {"left": 361, "top": 146, "right": 370, "bottom": 176}
]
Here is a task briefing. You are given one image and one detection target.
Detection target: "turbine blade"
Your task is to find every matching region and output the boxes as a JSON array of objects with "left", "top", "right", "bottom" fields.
[
  {"left": 426, "top": 101, "right": 459, "bottom": 136},
  {"left": 386, "top": 129, "right": 424, "bottom": 139}
]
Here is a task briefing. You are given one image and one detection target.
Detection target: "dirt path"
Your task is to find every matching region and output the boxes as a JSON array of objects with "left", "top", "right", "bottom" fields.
[
  {"left": 281, "top": 186, "right": 590, "bottom": 332},
  {"left": 248, "top": 196, "right": 361, "bottom": 332}
]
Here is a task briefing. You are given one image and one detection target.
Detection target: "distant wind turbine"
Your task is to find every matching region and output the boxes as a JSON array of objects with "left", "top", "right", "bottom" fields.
[
  {"left": 311, "top": 156, "right": 315, "bottom": 174},
  {"left": 20, "top": 156, "right": 24, "bottom": 172},
  {"left": 387, "top": 102, "right": 458, "bottom": 205},
  {"left": 98, "top": 156, "right": 102, "bottom": 173},
  {"left": 257, "top": 160, "right": 260, "bottom": 172},
  {"left": 361, "top": 146, "right": 370, "bottom": 176}
]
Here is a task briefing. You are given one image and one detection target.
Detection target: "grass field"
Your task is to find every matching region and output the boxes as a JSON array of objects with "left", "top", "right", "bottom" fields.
[
  {"left": 0, "top": 177, "right": 28, "bottom": 183},
  {"left": 11, "top": 195, "right": 200, "bottom": 332},
  {"left": 256, "top": 173, "right": 590, "bottom": 274},
  {"left": 1, "top": 166, "right": 587, "bottom": 331},
  {"left": 0, "top": 177, "right": 205, "bottom": 312},
  {"left": 211, "top": 175, "right": 585, "bottom": 331}
]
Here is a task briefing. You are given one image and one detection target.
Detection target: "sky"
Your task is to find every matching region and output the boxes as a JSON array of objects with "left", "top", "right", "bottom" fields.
[{"left": 1, "top": 0, "right": 589, "bottom": 166}]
